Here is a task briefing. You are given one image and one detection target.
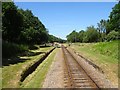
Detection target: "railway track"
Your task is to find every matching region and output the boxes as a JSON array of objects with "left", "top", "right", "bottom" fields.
[{"left": 62, "top": 46, "right": 100, "bottom": 89}]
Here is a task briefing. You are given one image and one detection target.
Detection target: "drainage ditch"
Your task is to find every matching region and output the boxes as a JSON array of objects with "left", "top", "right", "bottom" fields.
[{"left": 20, "top": 47, "right": 55, "bottom": 82}]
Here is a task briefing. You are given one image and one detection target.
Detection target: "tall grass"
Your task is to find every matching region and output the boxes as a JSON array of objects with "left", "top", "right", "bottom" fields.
[
  {"left": 2, "top": 41, "right": 29, "bottom": 58},
  {"left": 93, "top": 40, "right": 118, "bottom": 59}
]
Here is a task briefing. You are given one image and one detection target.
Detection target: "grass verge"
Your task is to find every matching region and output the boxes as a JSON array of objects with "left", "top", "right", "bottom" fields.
[
  {"left": 2, "top": 46, "right": 54, "bottom": 88},
  {"left": 0, "top": 68, "right": 2, "bottom": 89},
  {"left": 69, "top": 40, "right": 118, "bottom": 86},
  {"left": 21, "top": 48, "right": 58, "bottom": 88}
]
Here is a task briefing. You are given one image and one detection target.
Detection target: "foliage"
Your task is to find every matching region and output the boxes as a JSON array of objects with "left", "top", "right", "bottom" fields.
[
  {"left": 78, "top": 30, "right": 85, "bottom": 42},
  {"left": 84, "top": 26, "right": 99, "bottom": 42},
  {"left": 67, "top": 26, "right": 99, "bottom": 43},
  {"left": 2, "top": 2, "right": 23, "bottom": 42},
  {"left": 97, "top": 19, "right": 107, "bottom": 33},
  {"left": 18, "top": 9, "right": 49, "bottom": 44},
  {"left": 66, "top": 30, "right": 79, "bottom": 42},
  {"left": 2, "top": 2, "right": 64, "bottom": 45},
  {"left": 49, "top": 34, "right": 66, "bottom": 43},
  {"left": 106, "top": 2, "right": 120, "bottom": 34},
  {"left": 106, "top": 31, "right": 119, "bottom": 41},
  {"left": 97, "top": 19, "right": 108, "bottom": 41},
  {"left": 2, "top": 41, "right": 28, "bottom": 58}
]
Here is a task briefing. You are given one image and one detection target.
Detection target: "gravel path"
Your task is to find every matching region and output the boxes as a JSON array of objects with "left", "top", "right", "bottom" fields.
[{"left": 42, "top": 48, "right": 64, "bottom": 88}]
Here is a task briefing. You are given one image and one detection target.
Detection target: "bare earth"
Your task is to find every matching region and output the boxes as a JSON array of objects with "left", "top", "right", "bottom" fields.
[{"left": 42, "top": 48, "right": 64, "bottom": 88}]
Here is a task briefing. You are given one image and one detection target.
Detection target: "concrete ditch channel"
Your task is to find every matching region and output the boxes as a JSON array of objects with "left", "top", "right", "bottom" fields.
[{"left": 20, "top": 47, "right": 55, "bottom": 82}]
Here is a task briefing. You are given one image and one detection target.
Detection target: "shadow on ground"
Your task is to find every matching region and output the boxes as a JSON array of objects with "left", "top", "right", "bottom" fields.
[
  {"left": 2, "top": 51, "right": 45, "bottom": 66},
  {"left": 20, "top": 51, "right": 45, "bottom": 57},
  {"left": 2, "top": 57, "right": 29, "bottom": 66}
]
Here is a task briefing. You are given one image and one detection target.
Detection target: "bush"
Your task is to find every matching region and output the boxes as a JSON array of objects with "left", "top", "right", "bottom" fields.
[
  {"left": 28, "top": 45, "right": 38, "bottom": 50},
  {"left": 83, "top": 26, "right": 99, "bottom": 43},
  {"left": 106, "top": 31, "right": 119, "bottom": 41},
  {"left": 2, "top": 41, "right": 28, "bottom": 58}
]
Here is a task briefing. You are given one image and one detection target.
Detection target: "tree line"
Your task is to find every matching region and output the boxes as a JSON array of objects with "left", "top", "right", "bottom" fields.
[
  {"left": 67, "top": 2, "right": 120, "bottom": 43},
  {"left": 2, "top": 2, "right": 65, "bottom": 45}
]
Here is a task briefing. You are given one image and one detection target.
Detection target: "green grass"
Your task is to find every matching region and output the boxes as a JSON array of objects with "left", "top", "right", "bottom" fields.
[
  {"left": 0, "top": 68, "right": 2, "bottom": 90},
  {"left": 2, "top": 41, "right": 29, "bottom": 58},
  {"left": 71, "top": 40, "right": 118, "bottom": 63},
  {"left": 92, "top": 41, "right": 118, "bottom": 60},
  {"left": 21, "top": 48, "right": 58, "bottom": 88},
  {"left": 2, "top": 46, "right": 54, "bottom": 88},
  {"left": 69, "top": 40, "right": 119, "bottom": 86}
]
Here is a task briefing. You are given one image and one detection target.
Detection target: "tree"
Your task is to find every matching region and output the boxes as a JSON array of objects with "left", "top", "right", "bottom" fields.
[
  {"left": 48, "top": 35, "right": 65, "bottom": 43},
  {"left": 18, "top": 9, "right": 49, "bottom": 44},
  {"left": 78, "top": 30, "right": 85, "bottom": 42},
  {"left": 83, "top": 26, "right": 99, "bottom": 42},
  {"left": 66, "top": 30, "right": 79, "bottom": 43},
  {"left": 97, "top": 19, "right": 107, "bottom": 41},
  {"left": 106, "top": 2, "right": 120, "bottom": 34},
  {"left": 97, "top": 19, "right": 107, "bottom": 33},
  {"left": 2, "top": 2, "right": 23, "bottom": 42}
]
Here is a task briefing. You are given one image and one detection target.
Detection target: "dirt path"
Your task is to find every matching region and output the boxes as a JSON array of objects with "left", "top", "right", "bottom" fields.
[{"left": 42, "top": 48, "right": 64, "bottom": 88}]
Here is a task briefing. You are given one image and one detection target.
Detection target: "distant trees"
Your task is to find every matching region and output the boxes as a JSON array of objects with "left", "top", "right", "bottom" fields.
[
  {"left": 67, "top": 2, "right": 120, "bottom": 43},
  {"left": 48, "top": 35, "right": 66, "bottom": 43},
  {"left": 2, "top": 2, "right": 64, "bottom": 45},
  {"left": 83, "top": 26, "right": 99, "bottom": 43},
  {"left": 66, "top": 30, "right": 79, "bottom": 43},
  {"left": 97, "top": 19, "right": 107, "bottom": 41},
  {"left": 66, "top": 26, "right": 99, "bottom": 43},
  {"left": 78, "top": 30, "right": 85, "bottom": 42}
]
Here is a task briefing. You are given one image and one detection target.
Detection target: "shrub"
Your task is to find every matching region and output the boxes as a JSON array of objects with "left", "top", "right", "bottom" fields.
[
  {"left": 106, "top": 31, "right": 119, "bottom": 41},
  {"left": 2, "top": 41, "right": 28, "bottom": 58}
]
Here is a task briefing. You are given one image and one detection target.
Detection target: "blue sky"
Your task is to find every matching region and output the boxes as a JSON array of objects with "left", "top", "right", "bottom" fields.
[{"left": 15, "top": 2, "right": 117, "bottom": 40}]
